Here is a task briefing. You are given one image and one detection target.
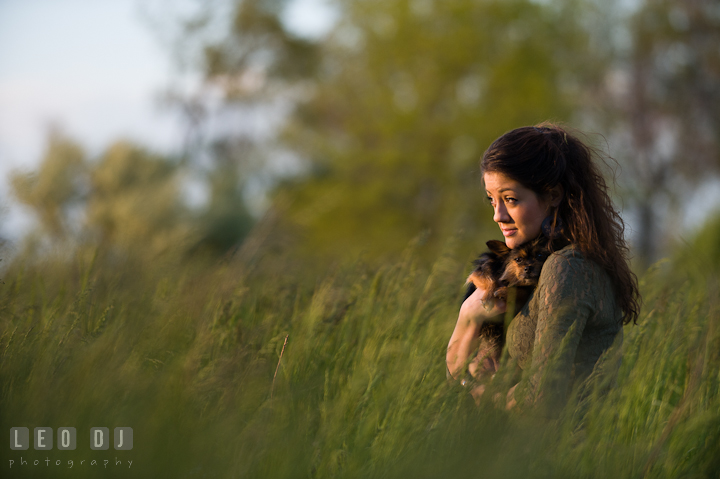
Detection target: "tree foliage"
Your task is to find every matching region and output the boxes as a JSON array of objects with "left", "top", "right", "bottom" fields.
[
  {"left": 203, "top": 0, "right": 319, "bottom": 96},
  {"left": 10, "top": 132, "right": 87, "bottom": 238},
  {"left": 10, "top": 134, "right": 253, "bottom": 259},
  {"left": 197, "top": 0, "right": 609, "bottom": 265},
  {"left": 599, "top": 0, "right": 720, "bottom": 266},
  {"left": 85, "top": 141, "right": 192, "bottom": 254},
  {"left": 15, "top": 0, "right": 720, "bottom": 269}
]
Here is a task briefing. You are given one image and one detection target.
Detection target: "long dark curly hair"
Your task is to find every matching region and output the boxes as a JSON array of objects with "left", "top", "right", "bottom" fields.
[{"left": 481, "top": 122, "right": 640, "bottom": 325}]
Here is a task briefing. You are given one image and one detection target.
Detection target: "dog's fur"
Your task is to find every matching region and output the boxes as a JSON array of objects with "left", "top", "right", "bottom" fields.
[
  {"left": 462, "top": 236, "right": 565, "bottom": 377},
  {"left": 464, "top": 240, "right": 511, "bottom": 304}
]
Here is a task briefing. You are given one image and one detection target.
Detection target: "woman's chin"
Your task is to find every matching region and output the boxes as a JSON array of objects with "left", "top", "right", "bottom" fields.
[
  {"left": 505, "top": 231, "right": 541, "bottom": 249},
  {"left": 504, "top": 236, "right": 522, "bottom": 249}
]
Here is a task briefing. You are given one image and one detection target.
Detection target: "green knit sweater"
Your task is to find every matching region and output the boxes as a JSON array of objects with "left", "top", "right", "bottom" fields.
[{"left": 506, "top": 244, "right": 623, "bottom": 415}]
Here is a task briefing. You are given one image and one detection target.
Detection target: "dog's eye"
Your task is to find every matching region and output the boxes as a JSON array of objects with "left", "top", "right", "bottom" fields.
[
  {"left": 536, "top": 253, "right": 545, "bottom": 259},
  {"left": 514, "top": 257, "right": 522, "bottom": 263}
]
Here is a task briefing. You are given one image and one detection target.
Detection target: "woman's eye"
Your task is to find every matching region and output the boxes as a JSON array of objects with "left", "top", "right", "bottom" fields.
[
  {"left": 505, "top": 197, "right": 517, "bottom": 204},
  {"left": 485, "top": 196, "right": 495, "bottom": 205}
]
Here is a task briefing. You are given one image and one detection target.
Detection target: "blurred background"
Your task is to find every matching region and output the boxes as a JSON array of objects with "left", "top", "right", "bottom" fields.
[{"left": 2, "top": 0, "right": 720, "bottom": 273}]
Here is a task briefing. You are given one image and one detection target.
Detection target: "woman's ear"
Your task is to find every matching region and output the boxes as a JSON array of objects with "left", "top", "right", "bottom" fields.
[{"left": 548, "top": 185, "right": 563, "bottom": 208}]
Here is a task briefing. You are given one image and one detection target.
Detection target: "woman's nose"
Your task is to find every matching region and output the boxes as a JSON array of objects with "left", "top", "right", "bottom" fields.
[{"left": 493, "top": 202, "right": 510, "bottom": 223}]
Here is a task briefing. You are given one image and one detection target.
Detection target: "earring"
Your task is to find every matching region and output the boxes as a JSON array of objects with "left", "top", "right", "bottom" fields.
[{"left": 541, "top": 215, "right": 564, "bottom": 239}]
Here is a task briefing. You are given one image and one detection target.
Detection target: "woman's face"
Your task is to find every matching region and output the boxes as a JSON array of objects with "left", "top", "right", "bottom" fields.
[{"left": 484, "top": 172, "right": 551, "bottom": 249}]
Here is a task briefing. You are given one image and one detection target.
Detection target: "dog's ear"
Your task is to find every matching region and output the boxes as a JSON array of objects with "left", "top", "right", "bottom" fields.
[
  {"left": 486, "top": 240, "right": 510, "bottom": 256},
  {"left": 532, "top": 235, "right": 551, "bottom": 249},
  {"left": 472, "top": 252, "right": 494, "bottom": 269}
]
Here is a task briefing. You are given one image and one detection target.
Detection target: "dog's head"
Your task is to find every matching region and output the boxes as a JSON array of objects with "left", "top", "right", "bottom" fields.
[
  {"left": 500, "top": 237, "right": 552, "bottom": 286},
  {"left": 467, "top": 240, "right": 511, "bottom": 292}
]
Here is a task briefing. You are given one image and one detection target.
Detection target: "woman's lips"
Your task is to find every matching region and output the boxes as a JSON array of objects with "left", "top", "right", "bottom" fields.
[{"left": 501, "top": 228, "right": 517, "bottom": 237}]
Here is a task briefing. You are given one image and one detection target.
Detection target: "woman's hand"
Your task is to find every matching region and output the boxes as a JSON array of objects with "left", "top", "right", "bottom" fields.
[
  {"left": 491, "top": 383, "right": 518, "bottom": 410},
  {"left": 505, "top": 384, "right": 518, "bottom": 410},
  {"left": 459, "top": 287, "right": 507, "bottom": 324},
  {"left": 446, "top": 288, "right": 506, "bottom": 380}
]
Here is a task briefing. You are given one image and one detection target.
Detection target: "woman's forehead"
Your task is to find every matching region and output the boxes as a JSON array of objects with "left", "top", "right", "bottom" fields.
[{"left": 483, "top": 172, "right": 524, "bottom": 191}]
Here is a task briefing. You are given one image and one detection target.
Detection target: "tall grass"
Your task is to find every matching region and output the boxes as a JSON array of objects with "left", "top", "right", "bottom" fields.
[{"left": 0, "top": 232, "right": 718, "bottom": 478}]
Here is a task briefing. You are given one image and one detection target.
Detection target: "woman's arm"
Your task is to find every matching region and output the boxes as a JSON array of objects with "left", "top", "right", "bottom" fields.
[{"left": 446, "top": 288, "right": 506, "bottom": 381}]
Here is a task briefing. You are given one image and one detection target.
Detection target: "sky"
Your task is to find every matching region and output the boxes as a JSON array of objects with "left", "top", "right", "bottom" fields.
[
  {"left": 0, "top": 0, "right": 182, "bottom": 238},
  {"left": 0, "top": 0, "right": 336, "bottom": 241}
]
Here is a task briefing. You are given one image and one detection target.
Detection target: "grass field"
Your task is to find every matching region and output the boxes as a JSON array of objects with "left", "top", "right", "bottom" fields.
[{"left": 1, "top": 227, "right": 719, "bottom": 478}]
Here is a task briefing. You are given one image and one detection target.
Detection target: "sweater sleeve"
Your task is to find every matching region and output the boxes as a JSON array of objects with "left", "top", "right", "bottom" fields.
[{"left": 518, "top": 250, "right": 595, "bottom": 415}]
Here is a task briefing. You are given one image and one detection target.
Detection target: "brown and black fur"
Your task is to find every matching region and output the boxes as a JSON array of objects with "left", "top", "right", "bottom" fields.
[
  {"left": 462, "top": 236, "right": 567, "bottom": 376},
  {"left": 463, "top": 240, "right": 511, "bottom": 304}
]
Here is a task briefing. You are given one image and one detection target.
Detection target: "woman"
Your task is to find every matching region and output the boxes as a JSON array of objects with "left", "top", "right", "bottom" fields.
[{"left": 446, "top": 123, "right": 640, "bottom": 416}]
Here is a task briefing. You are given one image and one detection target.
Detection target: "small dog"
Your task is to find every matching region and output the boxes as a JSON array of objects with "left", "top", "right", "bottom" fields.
[
  {"left": 463, "top": 240, "right": 511, "bottom": 305},
  {"left": 462, "top": 236, "right": 565, "bottom": 376},
  {"left": 464, "top": 236, "right": 563, "bottom": 307}
]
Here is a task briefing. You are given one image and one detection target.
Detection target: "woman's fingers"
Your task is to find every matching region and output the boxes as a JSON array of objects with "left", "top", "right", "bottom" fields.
[
  {"left": 490, "top": 299, "right": 507, "bottom": 316},
  {"left": 506, "top": 384, "right": 518, "bottom": 410},
  {"left": 470, "top": 384, "right": 486, "bottom": 405},
  {"left": 460, "top": 288, "right": 507, "bottom": 324}
]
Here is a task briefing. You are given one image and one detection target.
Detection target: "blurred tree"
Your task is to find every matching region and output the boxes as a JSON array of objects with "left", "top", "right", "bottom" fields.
[
  {"left": 302, "top": 0, "right": 606, "bottom": 262},
  {"left": 192, "top": 0, "right": 608, "bottom": 265},
  {"left": 11, "top": 133, "right": 255, "bottom": 259},
  {"left": 149, "top": 0, "right": 314, "bottom": 260},
  {"left": 188, "top": 141, "right": 255, "bottom": 256},
  {"left": 85, "top": 141, "right": 193, "bottom": 256},
  {"left": 601, "top": 0, "right": 720, "bottom": 267},
  {"left": 202, "top": 0, "right": 318, "bottom": 98},
  {"left": 10, "top": 132, "right": 88, "bottom": 239}
]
